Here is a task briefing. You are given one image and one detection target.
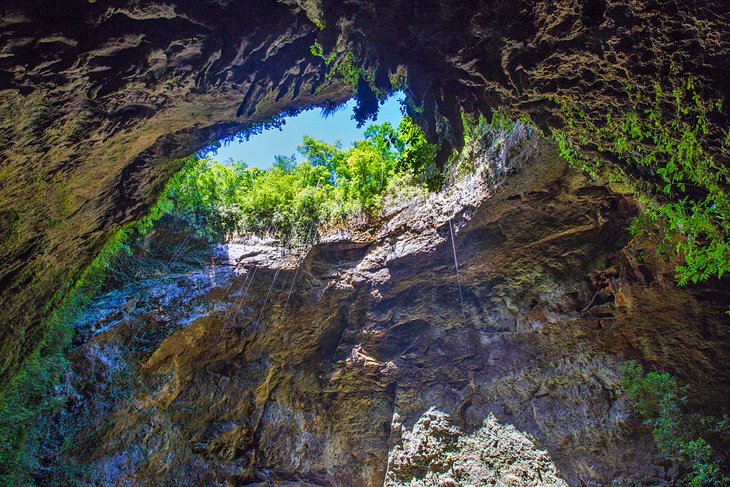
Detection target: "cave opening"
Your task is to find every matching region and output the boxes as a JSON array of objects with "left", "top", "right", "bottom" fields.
[
  {"left": 206, "top": 92, "right": 406, "bottom": 169},
  {"left": 1, "top": 1, "right": 730, "bottom": 484},
  {"left": 156, "top": 89, "right": 454, "bottom": 247}
]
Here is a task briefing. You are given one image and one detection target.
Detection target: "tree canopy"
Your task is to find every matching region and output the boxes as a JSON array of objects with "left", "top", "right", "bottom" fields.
[{"left": 162, "top": 116, "right": 440, "bottom": 243}]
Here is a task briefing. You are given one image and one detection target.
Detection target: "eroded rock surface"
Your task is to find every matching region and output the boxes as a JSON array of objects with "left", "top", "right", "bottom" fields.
[
  {"left": 47, "top": 136, "right": 730, "bottom": 486},
  {"left": 2, "top": 0, "right": 729, "bottom": 387},
  {"left": 0, "top": 0, "right": 352, "bottom": 382},
  {"left": 386, "top": 410, "right": 567, "bottom": 487}
]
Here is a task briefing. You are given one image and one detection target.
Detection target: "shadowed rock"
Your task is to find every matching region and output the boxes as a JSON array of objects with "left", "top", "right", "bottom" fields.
[
  {"left": 51, "top": 136, "right": 730, "bottom": 486},
  {"left": 1, "top": 0, "right": 729, "bottom": 387}
]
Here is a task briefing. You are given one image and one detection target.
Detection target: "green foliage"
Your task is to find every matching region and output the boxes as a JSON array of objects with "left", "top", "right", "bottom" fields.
[
  {"left": 329, "top": 50, "right": 367, "bottom": 86},
  {"left": 551, "top": 78, "right": 730, "bottom": 288},
  {"left": 461, "top": 109, "right": 525, "bottom": 146},
  {"left": 0, "top": 230, "right": 135, "bottom": 483},
  {"left": 309, "top": 38, "right": 382, "bottom": 126},
  {"left": 309, "top": 40, "right": 371, "bottom": 88},
  {"left": 0, "top": 318, "right": 69, "bottom": 485},
  {"left": 455, "top": 109, "right": 530, "bottom": 187},
  {"left": 396, "top": 117, "right": 441, "bottom": 190},
  {"left": 170, "top": 111, "right": 525, "bottom": 243},
  {"left": 309, "top": 40, "right": 334, "bottom": 65},
  {"left": 0, "top": 107, "right": 520, "bottom": 483},
  {"left": 163, "top": 117, "right": 439, "bottom": 243},
  {"left": 160, "top": 157, "right": 243, "bottom": 239},
  {"left": 300, "top": 2, "right": 326, "bottom": 30},
  {"left": 620, "top": 361, "right": 729, "bottom": 486},
  {"left": 0, "top": 156, "right": 193, "bottom": 484}
]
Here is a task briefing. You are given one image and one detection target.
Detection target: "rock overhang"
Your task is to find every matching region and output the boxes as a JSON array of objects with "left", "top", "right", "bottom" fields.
[{"left": 1, "top": 0, "right": 729, "bottom": 398}]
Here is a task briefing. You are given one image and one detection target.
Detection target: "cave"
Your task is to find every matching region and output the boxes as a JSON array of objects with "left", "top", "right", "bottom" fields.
[{"left": 1, "top": 1, "right": 729, "bottom": 485}]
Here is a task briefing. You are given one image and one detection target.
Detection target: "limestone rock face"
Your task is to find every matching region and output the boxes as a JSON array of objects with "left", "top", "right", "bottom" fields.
[
  {"left": 386, "top": 411, "right": 568, "bottom": 487},
  {"left": 52, "top": 137, "right": 730, "bottom": 486},
  {"left": 0, "top": 0, "right": 351, "bottom": 383},
  {"left": 2, "top": 0, "right": 729, "bottom": 386}
]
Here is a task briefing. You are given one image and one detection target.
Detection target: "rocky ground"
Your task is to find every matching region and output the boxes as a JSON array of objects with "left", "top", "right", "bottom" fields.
[{"left": 37, "top": 130, "right": 730, "bottom": 486}]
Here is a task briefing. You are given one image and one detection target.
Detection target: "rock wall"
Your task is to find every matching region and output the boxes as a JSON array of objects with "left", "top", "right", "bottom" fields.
[
  {"left": 0, "top": 0, "right": 352, "bottom": 384},
  {"left": 2, "top": 0, "right": 729, "bottom": 387},
  {"left": 48, "top": 135, "right": 730, "bottom": 486}
]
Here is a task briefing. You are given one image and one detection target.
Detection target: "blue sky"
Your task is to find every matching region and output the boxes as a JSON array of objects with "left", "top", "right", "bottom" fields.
[{"left": 208, "top": 91, "right": 405, "bottom": 168}]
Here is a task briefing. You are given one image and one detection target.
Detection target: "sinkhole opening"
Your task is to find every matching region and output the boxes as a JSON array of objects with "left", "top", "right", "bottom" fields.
[
  {"left": 208, "top": 92, "right": 407, "bottom": 169},
  {"left": 157, "top": 90, "right": 452, "bottom": 246},
  {"left": 147, "top": 93, "right": 526, "bottom": 251}
]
